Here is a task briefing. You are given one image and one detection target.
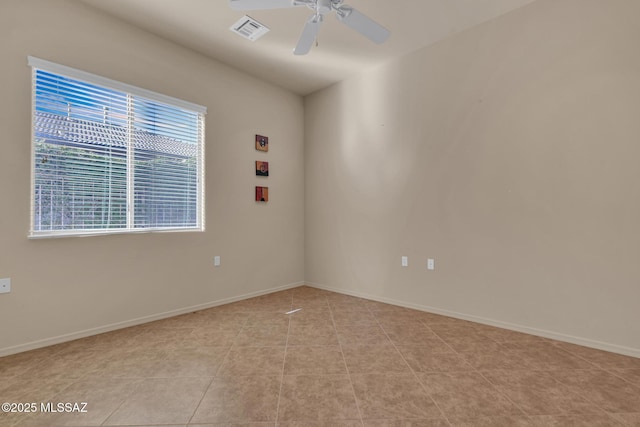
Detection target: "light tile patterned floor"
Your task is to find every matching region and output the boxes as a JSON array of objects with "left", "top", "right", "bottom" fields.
[{"left": 1, "top": 285, "right": 639, "bottom": 426}]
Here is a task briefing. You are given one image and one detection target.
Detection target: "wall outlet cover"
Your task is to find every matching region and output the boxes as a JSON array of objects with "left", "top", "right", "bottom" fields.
[{"left": 0, "top": 278, "right": 11, "bottom": 294}]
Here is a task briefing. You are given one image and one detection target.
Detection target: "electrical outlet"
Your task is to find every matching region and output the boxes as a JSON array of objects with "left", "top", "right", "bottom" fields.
[
  {"left": 214, "top": 256, "right": 221, "bottom": 267},
  {"left": 427, "top": 259, "right": 435, "bottom": 270},
  {"left": 0, "top": 278, "right": 11, "bottom": 294},
  {"left": 401, "top": 256, "right": 408, "bottom": 267}
]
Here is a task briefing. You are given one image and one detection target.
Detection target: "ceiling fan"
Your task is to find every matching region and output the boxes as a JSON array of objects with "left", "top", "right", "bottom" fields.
[{"left": 229, "top": 0, "right": 390, "bottom": 55}]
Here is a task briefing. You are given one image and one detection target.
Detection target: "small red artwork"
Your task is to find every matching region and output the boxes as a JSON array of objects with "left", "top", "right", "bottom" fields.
[{"left": 255, "top": 186, "right": 269, "bottom": 202}]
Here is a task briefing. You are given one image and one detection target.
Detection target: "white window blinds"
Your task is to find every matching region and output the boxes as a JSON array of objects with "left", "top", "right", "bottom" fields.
[{"left": 29, "top": 57, "right": 206, "bottom": 237}]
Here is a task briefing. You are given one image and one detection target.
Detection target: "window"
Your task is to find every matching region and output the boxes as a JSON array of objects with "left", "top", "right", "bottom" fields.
[{"left": 29, "top": 57, "right": 206, "bottom": 237}]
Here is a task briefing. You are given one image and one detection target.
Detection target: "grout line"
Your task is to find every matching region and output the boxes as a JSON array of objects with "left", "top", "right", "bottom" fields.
[
  {"left": 551, "top": 341, "right": 602, "bottom": 368},
  {"left": 369, "top": 308, "right": 453, "bottom": 426},
  {"left": 185, "top": 313, "right": 248, "bottom": 425},
  {"left": 273, "top": 292, "right": 294, "bottom": 425},
  {"left": 100, "top": 393, "right": 130, "bottom": 426},
  {"left": 604, "top": 368, "right": 640, "bottom": 389},
  {"left": 544, "top": 366, "right": 635, "bottom": 418},
  {"left": 427, "top": 322, "right": 631, "bottom": 421},
  {"left": 329, "top": 299, "right": 366, "bottom": 427},
  {"left": 424, "top": 323, "right": 530, "bottom": 419},
  {"left": 543, "top": 343, "right": 640, "bottom": 416},
  {"left": 184, "top": 376, "right": 216, "bottom": 426}
]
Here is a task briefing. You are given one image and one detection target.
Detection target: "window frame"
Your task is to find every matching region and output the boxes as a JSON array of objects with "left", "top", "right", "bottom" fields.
[{"left": 28, "top": 57, "right": 207, "bottom": 239}]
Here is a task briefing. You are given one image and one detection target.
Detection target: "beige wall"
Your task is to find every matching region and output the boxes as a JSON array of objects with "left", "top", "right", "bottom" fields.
[
  {"left": 0, "top": 0, "right": 305, "bottom": 355},
  {"left": 305, "top": 0, "right": 640, "bottom": 356}
]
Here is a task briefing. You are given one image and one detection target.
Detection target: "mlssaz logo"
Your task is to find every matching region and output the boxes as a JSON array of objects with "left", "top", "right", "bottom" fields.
[{"left": 40, "top": 402, "right": 88, "bottom": 413}]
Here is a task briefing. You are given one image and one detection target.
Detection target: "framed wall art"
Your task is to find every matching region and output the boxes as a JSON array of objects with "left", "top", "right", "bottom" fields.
[
  {"left": 256, "top": 161, "right": 269, "bottom": 177},
  {"left": 255, "top": 186, "right": 269, "bottom": 202},
  {"left": 255, "top": 134, "right": 268, "bottom": 152}
]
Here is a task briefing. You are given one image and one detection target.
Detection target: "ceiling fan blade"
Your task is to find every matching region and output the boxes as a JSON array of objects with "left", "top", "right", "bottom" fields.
[
  {"left": 229, "top": 0, "right": 307, "bottom": 11},
  {"left": 294, "top": 15, "right": 322, "bottom": 55},
  {"left": 335, "top": 6, "right": 390, "bottom": 44}
]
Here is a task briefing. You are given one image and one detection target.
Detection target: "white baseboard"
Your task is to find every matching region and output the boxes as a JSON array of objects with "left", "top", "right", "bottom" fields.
[
  {"left": 305, "top": 281, "right": 640, "bottom": 359},
  {"left": 0, "top": 281, "right": 304, "bottom": 357},
  {"left": 6, "top": 280, "right": 638, "bottom": 359}
]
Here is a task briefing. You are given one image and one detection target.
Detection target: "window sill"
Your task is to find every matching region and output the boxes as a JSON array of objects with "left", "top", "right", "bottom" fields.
[{"left": 28, "top": 227, "right": 205, "bottom": 239}]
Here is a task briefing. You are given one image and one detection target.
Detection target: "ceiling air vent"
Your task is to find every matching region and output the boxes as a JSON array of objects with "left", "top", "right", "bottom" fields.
[{"left": 230, "top": 15, "right": 270, "bottom": 41}]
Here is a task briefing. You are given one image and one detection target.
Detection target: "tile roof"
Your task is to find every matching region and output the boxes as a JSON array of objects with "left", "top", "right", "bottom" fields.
[{"left": 34, "top": 111, "right": 197, "bottom": 158}]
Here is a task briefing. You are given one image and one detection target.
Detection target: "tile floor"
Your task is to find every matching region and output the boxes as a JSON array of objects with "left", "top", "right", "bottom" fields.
[{"left": 1, "top": 285, "right": 639, "bottom": 426}]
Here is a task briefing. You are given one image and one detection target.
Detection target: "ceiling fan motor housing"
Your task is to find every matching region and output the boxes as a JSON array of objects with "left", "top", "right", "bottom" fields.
[{"left": 317, "top": 0, "right": 332, "bottom": 14}]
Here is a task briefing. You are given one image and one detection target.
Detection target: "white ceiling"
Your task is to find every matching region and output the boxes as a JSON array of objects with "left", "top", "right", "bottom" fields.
[{"left": 79, "top": 0, "right": 537, "bottom": 95}]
